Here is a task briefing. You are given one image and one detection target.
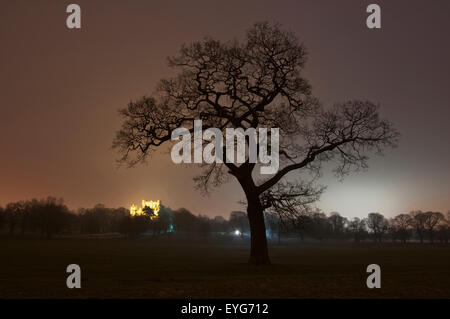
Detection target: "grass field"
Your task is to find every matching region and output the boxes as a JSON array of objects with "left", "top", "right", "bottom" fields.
[{"left": 0, "top": 238, "right": 449, "bottom": 298}]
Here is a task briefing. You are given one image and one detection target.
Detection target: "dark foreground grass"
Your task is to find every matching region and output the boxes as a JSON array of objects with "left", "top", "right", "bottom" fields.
[{"left": 0, "top": 238, "right": 449, "bottom": 298}]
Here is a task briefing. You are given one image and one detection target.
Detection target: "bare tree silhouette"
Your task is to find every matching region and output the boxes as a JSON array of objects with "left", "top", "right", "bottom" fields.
[
  {"left": 348, "top": 217, "right": 367, "bottom": 243},
  {"left": 367, "top": 212, "right": 389, "bottom": 242},
  {"left": 389, "top": 213, "right": 413, "bottom": 243},
  {"left": 113, "top": 22, "right": 399, "bottom": 264},
  {"left": 410, "top": 210, "right": 427, "bottom": 243},
  {"left": 423, "top": 211, "right": 444, "bottom": 243}
]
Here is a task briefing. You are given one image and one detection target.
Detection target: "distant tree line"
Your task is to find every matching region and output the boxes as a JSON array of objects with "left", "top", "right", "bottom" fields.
[
  {"left": 0, "top": 198, "right": 448, "bottom": 244},
  {"left": 265, "top": 209, "right": 450, "bottom": 244},
  {"left": 0, "top": 197, "right": 75, "bottom": 238}
]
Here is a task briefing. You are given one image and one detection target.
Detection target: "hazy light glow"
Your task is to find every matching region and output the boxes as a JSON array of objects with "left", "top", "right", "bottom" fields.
[{"left": 319, "top": 181, "right": 400, "bottom": 218}]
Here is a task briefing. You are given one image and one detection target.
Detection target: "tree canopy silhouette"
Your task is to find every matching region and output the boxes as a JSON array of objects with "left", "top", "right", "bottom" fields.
[{"left": 113, "top": 22, "right": 399, "bottom": 264}]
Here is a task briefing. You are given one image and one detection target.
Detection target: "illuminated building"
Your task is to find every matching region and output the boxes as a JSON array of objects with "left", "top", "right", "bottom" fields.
[{"left": 129, "top": 200, "right": 160, "bottom": 219}]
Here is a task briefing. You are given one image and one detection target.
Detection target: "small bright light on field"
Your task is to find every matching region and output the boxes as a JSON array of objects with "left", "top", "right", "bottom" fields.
[{"left": 234, "top": 230, "right": 241, "bottom": 236}]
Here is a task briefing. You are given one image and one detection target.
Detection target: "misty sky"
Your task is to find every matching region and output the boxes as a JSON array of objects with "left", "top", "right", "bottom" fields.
[{"left": 1, "top": 0, "right": 449, "bottom": 219}]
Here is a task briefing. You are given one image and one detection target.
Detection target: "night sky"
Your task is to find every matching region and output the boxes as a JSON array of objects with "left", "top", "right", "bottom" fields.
[{"left": 1, "top": 0, "right": 449, "bottom": 218}]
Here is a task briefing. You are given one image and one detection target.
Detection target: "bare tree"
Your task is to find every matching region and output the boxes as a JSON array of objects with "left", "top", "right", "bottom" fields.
[
  {"left": 308, "top": 210, "right": 330, "bottom": 241},
  {"left": 328, "top": 212, "right": 348, "bottom": 239},
  {"left": 367, "top": 212, "right": 388, "bottom": 242},
  {"left": 410, "top": 210, "right": 427, "bottom": 243},
  {"left": 348, "top": 217, "right": 367, "bottom": 242},
  {"left": 113, "top": 22, "right": 399, "bottom": 264},
  {"left": 423, "top": 211, "right": 444, "bottom": 243},
  {"left": 4, "top": 201, "right": 24, "bottom": 235},
  {"left": 389, "top": 213, "right": 412, "bottom": 243}
]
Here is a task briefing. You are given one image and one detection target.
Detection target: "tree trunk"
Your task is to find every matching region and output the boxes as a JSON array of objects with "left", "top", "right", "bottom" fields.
[
  {"left": 235, "top": 171, "right": 271, "bottom": 265},
  {"left": 247, "top": 196, "right": 271, "bottom": 265}
]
